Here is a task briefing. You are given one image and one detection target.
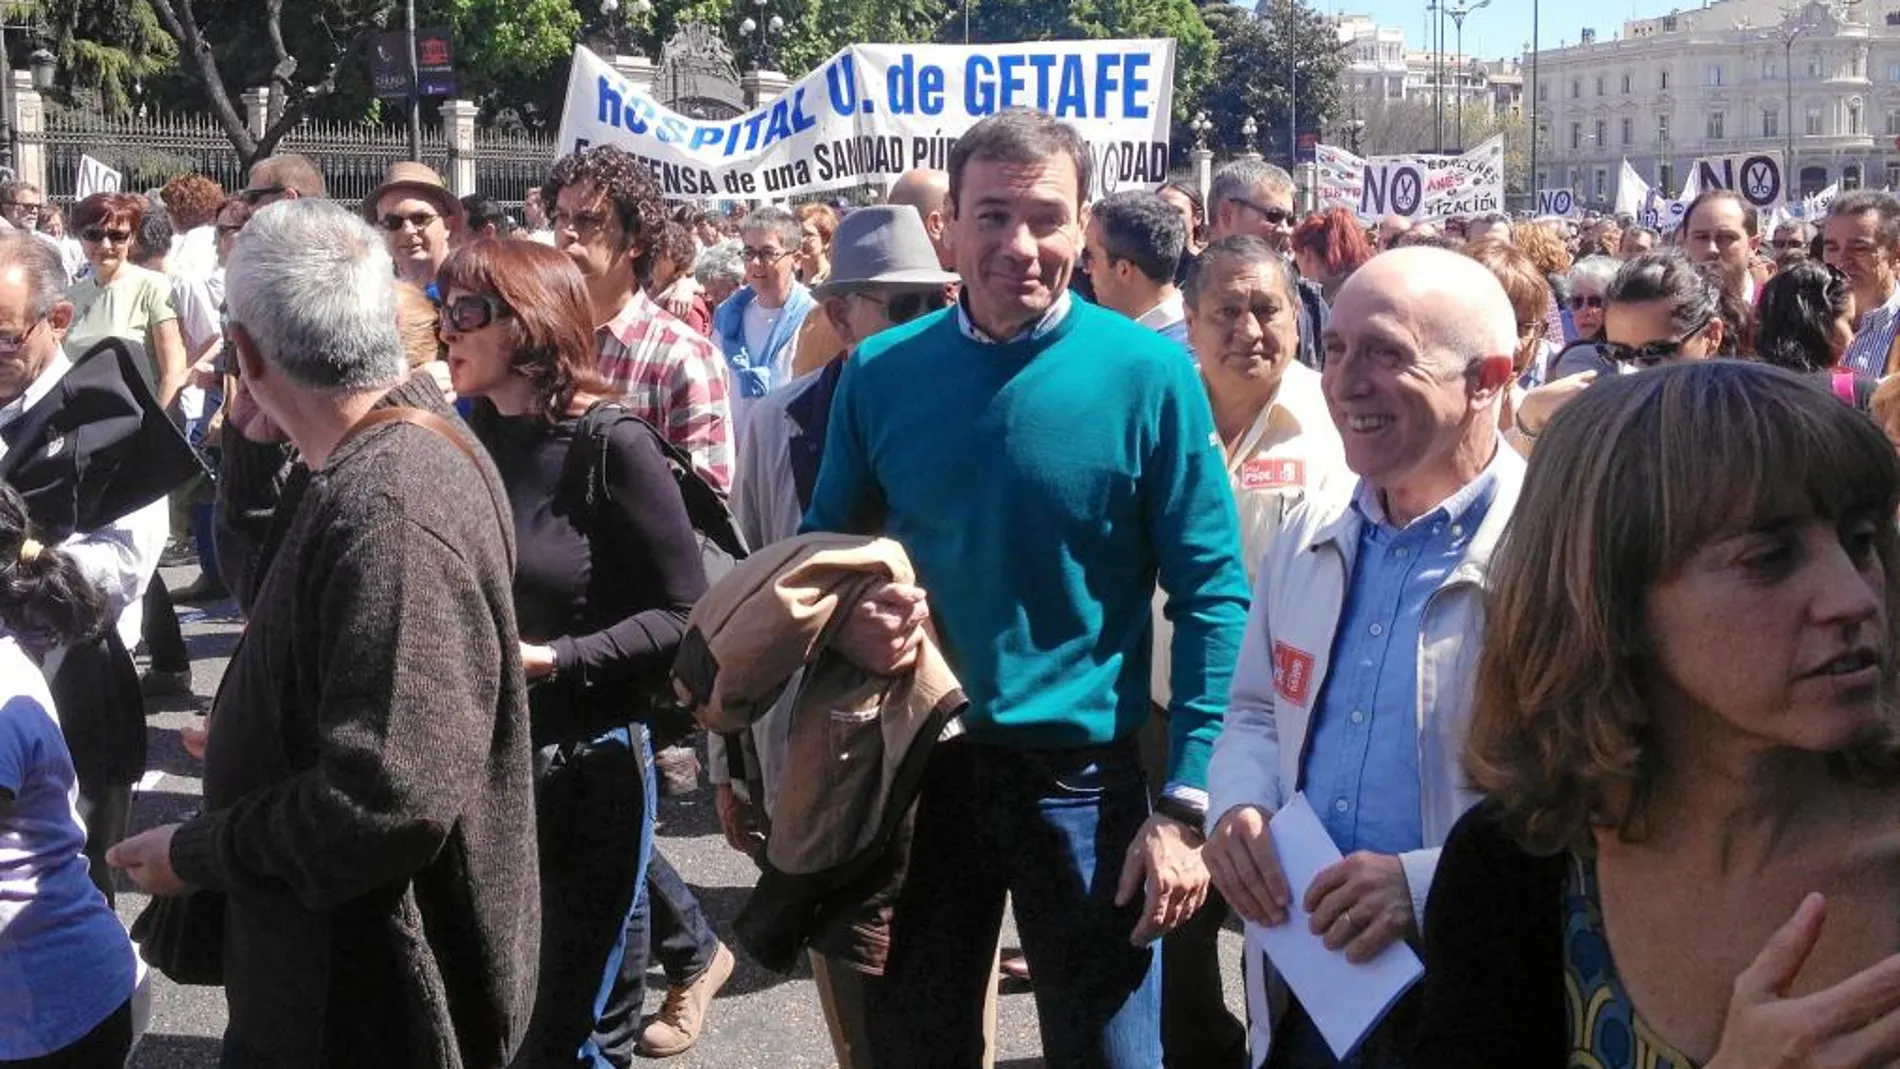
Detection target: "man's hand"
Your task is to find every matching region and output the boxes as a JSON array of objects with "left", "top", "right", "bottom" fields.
[
  {"left": 832, "top": 582, "right": 928, "bottom": 675},
  {"left": 1515, "top": 370, "right": 1595, "bottom": 439},
  {"left": 660, "top": 277, "right": 702, "bottom": 319},
  {"left": 224, "top": 377, "right": 286, "bottom": 444},
  {"left": 107, "top": 824, "right": 187, "bottom": 896},
  {"left": 1204, "top": 804, "right": 1292, "bottom": 926},
  {"left": 1116, "top": 812, "right": 1210, "bottom": 945},
  {"left": 714, "top": 783, "right": 766, "bottom": 857},
  {"left": 1304, "top": 851, "right": 1414, "bottom": 964}
]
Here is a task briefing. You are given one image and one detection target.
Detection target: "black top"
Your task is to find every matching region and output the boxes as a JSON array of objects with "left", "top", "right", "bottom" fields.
[
  {"left": 1411, "top": 801, "right": 1569, "bottom": 1068},
  {"left": 470, "top": 404, "right": 709, "bottom": 748}
]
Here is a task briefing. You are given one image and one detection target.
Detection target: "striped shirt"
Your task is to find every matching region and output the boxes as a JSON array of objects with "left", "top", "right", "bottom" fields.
[
  {"left": 597, "top": 290, "right": 735, "bottom": 493},
  {"left": 1843, "top": 283, "right": 1900, "bottom": 378}
]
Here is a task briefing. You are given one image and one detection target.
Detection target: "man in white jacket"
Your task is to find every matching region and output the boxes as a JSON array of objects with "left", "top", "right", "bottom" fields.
[{"left": 1203, "top": 247, "right": 1526, "bottom": 1067}]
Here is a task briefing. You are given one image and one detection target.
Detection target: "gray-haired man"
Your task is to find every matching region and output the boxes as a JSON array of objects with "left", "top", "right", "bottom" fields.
[
  {"left": 108, "top": 200, "right": 539, "bottom": 1067},
  {"left": 1206, "top": 159, "right": 1329, "bottom": 370}
]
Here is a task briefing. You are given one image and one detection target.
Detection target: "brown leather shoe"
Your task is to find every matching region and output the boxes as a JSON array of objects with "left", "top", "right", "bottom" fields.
[{"left": 636, "top": 941, "right": 735, "bottom": 1058}]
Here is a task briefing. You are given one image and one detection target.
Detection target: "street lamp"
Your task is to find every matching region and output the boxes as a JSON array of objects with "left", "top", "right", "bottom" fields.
[
  {"left": 1426, "top": 0, "right": 1446, "bottom": 152},
  {"left": 1241, "top": 115, "right": 1259, "bottom": 158},
  {"left": 737, "top": 0, "right": 785, "bottom": 73},
  {"left": 599, "top": 0, "right": 654, "bottom": 58},
  {"left": 0, "top": 5, "right": 52, "bottom": 173},
  {"left": 1446, "top": 0, "right": 1490, "bottom": 152},
  {"left": 1190, "top": 110, "right": 1212, "bottom": 151},
  {"left": 1758, "top": 10, "right": 1814, "bottom": 189},
  {"left": 1345, "top": 116, "right": 1367, "bottom": 155}
]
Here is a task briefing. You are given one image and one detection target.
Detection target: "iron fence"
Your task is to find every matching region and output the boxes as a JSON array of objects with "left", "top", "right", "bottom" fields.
[{"left": 27, "top": 108, "right": 556, "bottom": 209}]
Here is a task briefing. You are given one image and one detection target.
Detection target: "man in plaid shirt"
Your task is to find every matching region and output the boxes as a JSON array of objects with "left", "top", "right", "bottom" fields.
[{"left": 544, "top": 146, "right": 733, "bottom": 492}]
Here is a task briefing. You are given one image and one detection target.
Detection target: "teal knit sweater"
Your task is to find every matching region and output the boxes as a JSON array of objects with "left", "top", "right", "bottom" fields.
[{"left": 802, "top": 299, "right": 1249, "bottom": 792}]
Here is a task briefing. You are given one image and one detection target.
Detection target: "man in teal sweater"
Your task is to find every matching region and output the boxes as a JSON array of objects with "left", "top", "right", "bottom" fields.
[{"left": 803, "top": 108, "right": 1250, "bottom": 1068}]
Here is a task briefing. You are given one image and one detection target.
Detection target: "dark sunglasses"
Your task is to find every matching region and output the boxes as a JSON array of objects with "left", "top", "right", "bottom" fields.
[
  {"left": 854, "top": 289, "right": 949, "bottom": 325},
  {"left": 81, "top": 227, "right": 132, "bottom": 245},
  {"left": 1567, "top": 294, "right": 1604, "bottom": 310},
  {"left": 1600, "top": 318, "right": 1714, "bottom": 368},
  {"left": 2, "top": 200, "right": 41, "bottom": 215},
  {"left": 438, "top": 294, "right": 512, "bottom": 333},
  {"left": 381, "top": 210, "right": 440, "bottom": 233},
  {"left": 238, "top": 184, "right": 287, "bottom": 206},
  {"left": 1227, "top": 197, "right": 1292, "bottom": 226}
]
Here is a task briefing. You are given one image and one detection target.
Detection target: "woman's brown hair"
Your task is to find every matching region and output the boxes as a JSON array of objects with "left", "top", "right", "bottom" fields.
[
  {"left": 796, "top": 202, "right": 839, "bottom": 247},
  {"left": 435, "top": 238, "right": 606, "bottom": 425},
  {"left": 1468, "top": 361, "right": 1900, "bottom": 856},
  {"left": 70, "top": 192, "right": 144, "bottom": 235}
]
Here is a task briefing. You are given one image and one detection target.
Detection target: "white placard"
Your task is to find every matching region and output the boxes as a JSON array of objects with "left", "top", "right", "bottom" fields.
[
  {"left": 1314, "top": 137, "right": 1505, "bottom": 221},
  {"left": 76, "top": 155, "right": 122, "bottom": 198},
  {"left": 1691, "top": 150, "right": 1786, "bottom": 208},
  {"left": 557, "top": 41, "right": 1176, "bottom": 201},
  {"left": 1537, "top": 187, "right": 1578, "bottom": 217}
]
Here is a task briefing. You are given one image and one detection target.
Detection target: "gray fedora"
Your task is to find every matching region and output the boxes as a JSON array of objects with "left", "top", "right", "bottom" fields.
[{"left": 814, "top": 205, "right": 959, "bottom": 297}]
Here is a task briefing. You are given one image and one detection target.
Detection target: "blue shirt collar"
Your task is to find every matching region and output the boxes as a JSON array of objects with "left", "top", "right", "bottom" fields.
[
  {"left": 955, "top": 288, "right": 1072, "bottom": 344},
  {"left": 1351, "top": 437, "right": 1508, "bottom": 535}
]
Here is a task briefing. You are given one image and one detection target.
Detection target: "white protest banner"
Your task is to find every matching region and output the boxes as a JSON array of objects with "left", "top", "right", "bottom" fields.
[
  {"left": 557, "top": 40, "right": 1175, "bottom": 201},
  {"left": 1793, "top": 181, "right": 1839, "bottom": 219},
  {"left": 1316, "top": 136, "right": 1503, "bottom": 221},
  {"left": 1614, "top": 159, "right": 1650, "bottom": 218},
  {"left": 1691, "top": 150, "right": 1785, "bottom": 208},
  {"left": 1536, "top": 188, "right": 1579, "bottom": 218},
  {"left": 77, "top": 155, "right": 122, "bottom": 198}
]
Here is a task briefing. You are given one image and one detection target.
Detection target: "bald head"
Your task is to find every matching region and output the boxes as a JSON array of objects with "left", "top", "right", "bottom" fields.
[
  {"left": 888, "top": 169, "right": 951, "bottom": 268},
  {"left": 1341, "top": 247, "right": 1517, "bottom": 367}
]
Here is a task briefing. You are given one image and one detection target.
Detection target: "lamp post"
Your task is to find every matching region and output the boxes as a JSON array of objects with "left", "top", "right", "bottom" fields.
[
  {"left": 1759, "top": 10, "right": 1813, "bottom": 190},
  {"left": 1241, "top": 115, "right": 1260, "bottom": 159},
  {"left": 600, "top": 0, "right": 654, "bottom": 58},
  {"left": 1425, "top": 0, "right": 1446, "bottom": 152},
  {"left": 1528, "top": 4, "right": 1539, "bottom": 195},
  {"left": 738, "top": 0, "right": 785, "bottom": 73},
  {"left": 1191, "top": 110, "right": 1214, "bottom": 210},
  {"left": 1446, "top": 0, "right": 1490, "bottom": 152}
]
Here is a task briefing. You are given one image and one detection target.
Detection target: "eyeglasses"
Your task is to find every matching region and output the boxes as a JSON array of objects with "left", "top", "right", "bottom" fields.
[
  {"left": 438, "top": 294, "right": 512, "bottom": 333},
  {"left": 0, "top": 319, "right": 42, "bottom": 355},
  {"left": 1227, "top": 197, "right": 1293, "bottom": 226},
  {"left": 1567, "top": 294, "right": 1604, "bottom": 310},
  {"left": 238, "top": 184, "right": 287, "bottom": 207},
  {"left": 380, "top": 211, "right": 440, "bottom": 233},
  {"left": 740, "top": 247, "right": 794, "bottom": 264},
  {"left": 80, "top": 227, "right": 132, "bottom": 245},
  {"left": 851, "top": 289, "right": 948, "bottom": 325},
  {"left": 1600, "top": 317, "right": 1714, "bottom": 368},
  {"left": 2, "top": 200, "right": 41, "bottom": 216}
]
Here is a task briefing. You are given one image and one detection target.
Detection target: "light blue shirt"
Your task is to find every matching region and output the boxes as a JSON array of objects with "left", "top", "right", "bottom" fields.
[{"left": 1299, "top": 466, "right": 1501, "bottom": 857}]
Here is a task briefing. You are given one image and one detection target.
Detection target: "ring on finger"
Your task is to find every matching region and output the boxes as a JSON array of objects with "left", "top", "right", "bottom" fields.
[{"left": 1340, "top": 910, "right": 1354, "bottom": 931}]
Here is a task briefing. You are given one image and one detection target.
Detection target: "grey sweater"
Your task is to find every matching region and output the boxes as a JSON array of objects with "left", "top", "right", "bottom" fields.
[{"left": 172, "top": 382, "right": 540, "bottom": 1068}]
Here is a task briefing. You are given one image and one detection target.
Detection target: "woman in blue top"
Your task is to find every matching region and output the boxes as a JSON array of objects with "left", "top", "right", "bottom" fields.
[{"left": 0, "top": 480, "right": 138, "bottom": 1067}]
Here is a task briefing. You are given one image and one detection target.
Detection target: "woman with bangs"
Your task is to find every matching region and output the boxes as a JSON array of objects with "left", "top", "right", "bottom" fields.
[
  {"left": 436, "top": 237, "right": 710, "bottom": 1068},
  {"left": 63, "top": 192, "right": 189, "bottom": 410},
  {"left": 1414, "top": 361, "right": 1900, "bottom": 1068}
]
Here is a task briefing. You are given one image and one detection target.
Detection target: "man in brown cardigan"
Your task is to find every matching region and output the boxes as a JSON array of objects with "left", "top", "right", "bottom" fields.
[{"left": 108, "top": 199, "right": 539, "bottom": 1068}]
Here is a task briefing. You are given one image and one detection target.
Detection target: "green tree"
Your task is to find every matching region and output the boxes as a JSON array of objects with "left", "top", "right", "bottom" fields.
[
  {"left": 40, "top": 0, "right": 179, "bottom": 116},
  {"left": 1191, "top": 0, "right": 1343, "bottom": 162}
]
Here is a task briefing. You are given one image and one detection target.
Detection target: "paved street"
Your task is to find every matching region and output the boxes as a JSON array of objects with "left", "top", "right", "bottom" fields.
[{"left": 118, "top": 565, "right": 1247, "bottom": 1068}]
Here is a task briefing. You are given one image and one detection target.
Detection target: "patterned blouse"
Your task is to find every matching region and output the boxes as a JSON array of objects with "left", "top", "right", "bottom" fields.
[{"left": 1564, "top": 854, "right": 1698, "bottom": 1069}]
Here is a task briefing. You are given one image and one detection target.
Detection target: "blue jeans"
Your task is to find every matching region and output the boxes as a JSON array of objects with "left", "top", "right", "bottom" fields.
[
  {"left": 867, "top": 738, "right": 1161, "bottom": 1069},
  {"left": 520, "top": 723, "right": 655, "bottom": 1069}
]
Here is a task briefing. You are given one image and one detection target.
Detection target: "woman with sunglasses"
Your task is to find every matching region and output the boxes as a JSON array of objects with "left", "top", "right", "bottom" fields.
[
  {"left": 1561, "top": 255, "right": 1619, "bottom": 344},
  {"left": 63, "top": 192, "right": 189, "bottom": 411},
  {"left": 1516, "top": 251, "right": 1731, "bottom": 449},
  {"left": 435, "top": 238, "right": 709, "bottom": 1069}
]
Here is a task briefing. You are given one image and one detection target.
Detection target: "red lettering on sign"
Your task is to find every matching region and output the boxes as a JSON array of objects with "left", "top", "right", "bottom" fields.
[
  {"left": 1241, "top": 457, "right": 1306, "bottom": 492},
  {"left": 1272, "top": 641, "right": 1316, "bottom": 706}
]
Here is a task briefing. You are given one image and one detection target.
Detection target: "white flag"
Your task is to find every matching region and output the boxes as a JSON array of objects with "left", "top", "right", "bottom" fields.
[
  {"left": 1614, "top": 159, "right": 1650, "bottom": 217},
  {"left": 1800, "top": 182, "right": 1839, "bottom": 219},
  {"left": 76, "top": 155, "right": 122, "bottom": 198}
]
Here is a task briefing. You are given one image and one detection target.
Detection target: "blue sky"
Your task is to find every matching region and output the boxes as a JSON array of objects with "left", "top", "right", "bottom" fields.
[{"left": 1311, "top": 1, "right": 1686, "bottom": 62}]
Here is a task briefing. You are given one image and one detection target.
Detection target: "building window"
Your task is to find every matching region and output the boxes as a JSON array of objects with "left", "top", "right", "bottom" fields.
[
  {"left": 1808, "top": 56, "right": 1821, "bottom": 79},
  {"left": 1707, "top": 111, "right": 1725, "bottom": 140},
  {"left": 1595, "top": 75, "right": 1605, "bottom": 96},
  {"left": 1595, "top": 120, "right": 1607, "bottom": 147},
  {"left": 1849, "top": 101, "right": 1863, "bottom": 134},
  {"left": 1621, "top": 117, "right": 1634, "bottom": 145},
  {"left": 1659, "top": 162, "right": 1675, "bottom": 191},
  {"left": 1764, "top": 59, "right": 1778, "bottom": 80},
  {"left": 1707, "top": 64, "right": 1723, "bottom": 86},
  {"left": 1660, "top": 69, "right": 1670, "bottom": 90},
  {"left": 1886, "top": 162, "right": 1900, "bottom": 188},
  {"left": 1889, "top": 62, "right": 1900, "bottom": 82},
  {"left": 1889, "top": 111, "right": 1900, "bottom": 136},
  {"left": 1764, "top": 109, "right": 1779, "bottom": 138},
  {"left": 1571, "top": 78, "right": 1581, "bottom": 98},
  {"left": 1538, "top": 81, "right": 1548, "bottom": 101},
  {"left": 1807, "top": 107, "right": 1822, "bottom": 135},
  {"left": 1621, "top": 72, "right": 1631, "bottom": 93},
  {"left": 1658, "top": 114, "right": 1671, "bottom": 142},
  {"left": 1571, "top": 122, "right": 1582, "bottom": 150},
  {"left": 1594, "top": 168, "right": 1608, "bottom": 200}
]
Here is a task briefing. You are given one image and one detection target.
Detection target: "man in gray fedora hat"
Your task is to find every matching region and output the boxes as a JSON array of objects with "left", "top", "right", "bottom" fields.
[{"left": 716, "top": 202, "right": 963, "bottom": 1069}]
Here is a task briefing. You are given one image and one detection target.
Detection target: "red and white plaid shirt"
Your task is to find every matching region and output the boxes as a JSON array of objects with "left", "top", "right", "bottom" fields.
[{"left": 597, "top": 290, "right": 734, "bottom": 493}]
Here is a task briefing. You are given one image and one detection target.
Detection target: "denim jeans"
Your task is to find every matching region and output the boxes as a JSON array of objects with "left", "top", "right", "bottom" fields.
[
  {"left": 519, "top": 722, "right": 654, "bottom": 1069},
  {"left": 593, "top": 847, "right": 721, "bottom": 1065},
  {"left": 866, "top": 737, "right": 1162, "bottom": 1069}
]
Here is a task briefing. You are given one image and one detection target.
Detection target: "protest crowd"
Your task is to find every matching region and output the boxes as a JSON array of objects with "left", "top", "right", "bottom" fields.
[{"left": 12, "top": 96, "right": 1900, "bottom": 1069}]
